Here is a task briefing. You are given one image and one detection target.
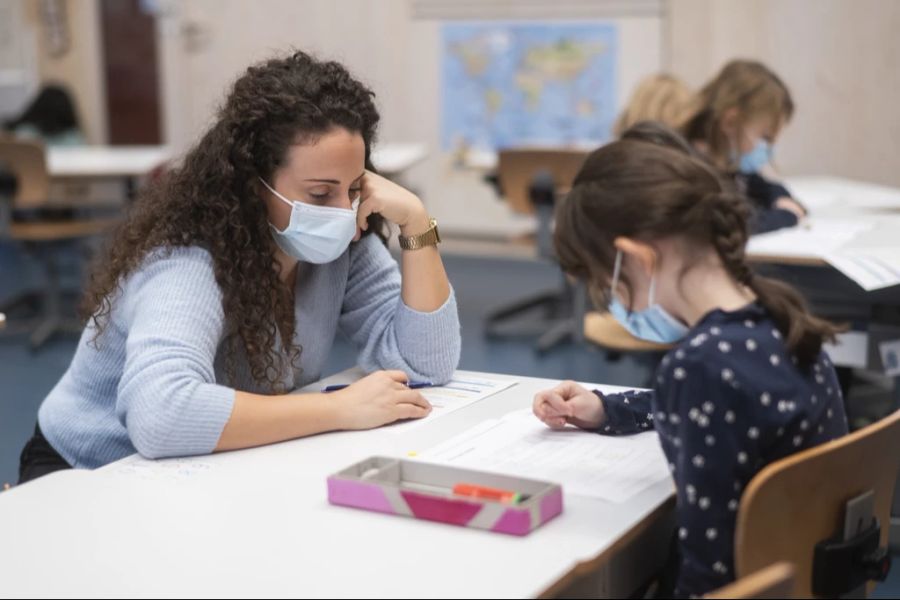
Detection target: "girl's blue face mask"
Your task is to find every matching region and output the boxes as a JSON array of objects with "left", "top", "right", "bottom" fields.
[
  {"left": 737, "top": 138, "right": 772, "bottom": 174},
  {"left": 607, "top": 250, "right": 689, "bottom": 344}
]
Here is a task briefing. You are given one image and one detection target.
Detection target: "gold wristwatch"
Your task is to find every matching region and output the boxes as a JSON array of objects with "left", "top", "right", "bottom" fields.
[{"left": 399, "top": 218, "right": 441, "bottom": 251}]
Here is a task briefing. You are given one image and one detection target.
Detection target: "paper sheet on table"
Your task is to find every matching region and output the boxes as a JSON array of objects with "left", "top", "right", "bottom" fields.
[
  {"left": 386, "top": 374, "right": 518, "bottom": 433},
  {"left": 417, "top": 410, "right": 671, "bottom": 502},
  {"left": 746, "top": 219, "right": 873, "bottom": 259},
  {"left": 100, "top": 454, "right": 218, "bottom": 483},
  {"left": 824, "top": 247, "right": 900, "bottom": 291},
  {"left": 787, "top": 177, "right": 900, "bottom": 213}
]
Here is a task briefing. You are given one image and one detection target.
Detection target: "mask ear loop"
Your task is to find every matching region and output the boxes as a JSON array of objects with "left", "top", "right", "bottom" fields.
[
  {"left": 258, "top": 177, "right": 293, "bottom": 207},
  {"left": 610, "top": 249, "right": 623, "bottom": 310}
]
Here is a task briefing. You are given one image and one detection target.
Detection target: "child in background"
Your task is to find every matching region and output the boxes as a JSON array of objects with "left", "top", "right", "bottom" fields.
[
  {"left": 533, "top": 125, "right": 847, "bottom": 597},
  {"left": 613, "top": 74, "right": 693, "bottom": 137},
  {"left": 680, "top": 60, "right": 806, "bottom": 234}
]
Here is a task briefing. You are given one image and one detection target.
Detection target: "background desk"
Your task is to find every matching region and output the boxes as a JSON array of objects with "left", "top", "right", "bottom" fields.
[
  {"left": 747, "top": 176, "right": 900, "bottom": 545},
  {"left": 747, "top": 176, "right": 900, "bottom": 373},
  {"left": 47, "top": 146, "right": 173, "bottom": 180},
  {"left": 46, "top": 142, "right": 426, "bottom": 196},
  {"left": 0, "top": 369, "right": 674, "bottom": 598},
  {"left": 371, "top": 143, "right": 428, "bottom": 180},
  {"left": 46, "top": 145, "right": 173, "bottom": 204}
]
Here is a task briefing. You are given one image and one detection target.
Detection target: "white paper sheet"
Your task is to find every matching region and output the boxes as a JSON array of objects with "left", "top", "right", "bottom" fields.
[
  {"left": 787, "top": 176, "right": 900, "bottom": 214},
  {"left": 386, "top": 375, "right": 518, "bottom": 433},
  {"left": 417, "top": 409, "right": 671, "bottom": 503},
  {"left": 746, "top": 218, "right": 873, "bottom": 260},
  {"left": 101, "top": 454, "right": 217, "bottom": 483},
  {"left": 824, "top": 248, "right": 900, "bottom": 291},
  {"left": 823, "top": 331, "right": 869, "bottom": 369}
]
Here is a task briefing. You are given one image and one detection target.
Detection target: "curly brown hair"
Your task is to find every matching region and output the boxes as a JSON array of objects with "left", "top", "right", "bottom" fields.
[{"left": 82, "top": 50, "right": 385, "bottom": 392}]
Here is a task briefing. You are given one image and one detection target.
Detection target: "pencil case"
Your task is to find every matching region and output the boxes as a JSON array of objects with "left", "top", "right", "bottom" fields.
[{"left": 327, "top": 455, "right": 563, "bottom": 536}]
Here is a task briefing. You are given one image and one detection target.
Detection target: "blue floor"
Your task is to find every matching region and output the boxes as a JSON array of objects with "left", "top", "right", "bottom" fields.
[{"left": 1, "top": 244, "right": 898, "bottom": 596}]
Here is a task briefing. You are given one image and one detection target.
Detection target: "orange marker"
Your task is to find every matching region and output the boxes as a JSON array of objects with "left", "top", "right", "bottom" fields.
[{"left": 452, "top": 483, "right": 522, "bottom": 504}]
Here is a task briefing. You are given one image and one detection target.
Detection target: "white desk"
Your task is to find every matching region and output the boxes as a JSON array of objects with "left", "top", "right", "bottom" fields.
[
  {"left": 747, "top": 176, "right": 900, "bottom": 266},
  {"left": 47, "top": 144, "right": 422, "bottom": 182},
  {"left": 746, "top": 176, "right": 900, "bottom": 411},
  {"left": 371, "top": 143, "right": 428, "bottom": 178},
  {"left": 763, "top": 178, "right": 900, "bottom": 548},
  {"left": 458, "top": 143, "right": 599, "bottom": 172},
  {"left": 47, "top": 146, "right": 173, "bottom": 179},
  {"left": 0, "top": 369, "right": 674, "bottom": 598}
]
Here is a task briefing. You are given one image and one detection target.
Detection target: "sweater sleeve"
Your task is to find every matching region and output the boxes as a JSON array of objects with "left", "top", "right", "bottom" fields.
[
  {"left": 596, "top": 389, "right": 656, "bottom": 435},
  {"left": 750, "top": 206, "right": 799, "bottom": 234},
  {"left": 115, "top": 248, "right": 236, "bottom": 460},
  {"left": 338, "top": 235, "right": 461, "bottom": 384}
]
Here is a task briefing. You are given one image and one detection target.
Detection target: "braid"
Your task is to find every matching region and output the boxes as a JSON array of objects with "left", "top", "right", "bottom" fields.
[{"left": 705, "top": 191, "right": 754, "bottom": 286}]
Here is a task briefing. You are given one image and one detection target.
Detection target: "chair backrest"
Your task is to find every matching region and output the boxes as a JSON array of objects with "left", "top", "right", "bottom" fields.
[
  {"left": 735, "top": 409, "right": 900, "bottom": 597},
  {"left": 496, "top": 148, "right": 587, "bottom": 215},
  {"left": 706, "top": 562, "right": 796, "bottom": 599},
  {"left": 583, "top": 311, "right": 673, "bottom": 353},
  {"left": 0, "top": 139, "right": 50, "bottom": 209}
]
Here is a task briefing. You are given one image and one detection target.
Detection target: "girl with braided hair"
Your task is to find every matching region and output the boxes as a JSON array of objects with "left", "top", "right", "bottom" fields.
[
  {"left": 19, "top": 51, "right": 460, "bottom": 483},
  {"left": 531, "top": 124, "right": 847, "bottom": 597}
]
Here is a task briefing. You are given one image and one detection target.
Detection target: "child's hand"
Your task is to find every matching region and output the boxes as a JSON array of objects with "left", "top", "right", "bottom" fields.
[
  {"left": 775, "top": 196, "right": 807, "bottom": 219},
  {"left": 532, "top": 381, "right": 605, "bottom": 430}
]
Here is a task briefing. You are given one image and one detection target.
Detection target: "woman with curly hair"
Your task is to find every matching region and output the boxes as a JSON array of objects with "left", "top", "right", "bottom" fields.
[{"left": 17, "top": 51, "right": 460, "bottom": 483}]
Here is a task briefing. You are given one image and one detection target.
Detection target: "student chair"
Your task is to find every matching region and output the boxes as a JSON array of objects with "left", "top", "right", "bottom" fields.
[
  {"left": 705, "top": 562, "right": 796, "bottom": 599},
  {"left": 735, "top": 409, "right": 900, "bottom": 597},
  {"left": 583, "top": 310, "right": 673, "bottom": 388},
  {"left": 584, "top": 312, "right": 665, "bottom": 352},
  {"left": 484, "top": 148, "right": 588, "bottom": 352},
  {"left": 0, "top": 139, "right": 118, "bottom": 348}
]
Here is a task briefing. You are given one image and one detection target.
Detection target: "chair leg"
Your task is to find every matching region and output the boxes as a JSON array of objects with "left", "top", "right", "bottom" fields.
[
  {"left": 485, "top": 291, "right": 560, "bottom": 324},
  {"left": 27, "top": 245, "right": 82, "bottom": 350},
  {"left": 484, "top": 279, "right": 588, "bottom": 355},
  {"left": 30, "top": 315, "right": 62, "bottom": 348},
  {"left": 536, "top": 318, "right": 575, "bottom": 354},
  {"left": 0, "top": 289, "right": 42, "bottom": 316}
]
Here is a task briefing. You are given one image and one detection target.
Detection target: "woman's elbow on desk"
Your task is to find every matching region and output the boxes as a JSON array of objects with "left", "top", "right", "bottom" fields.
[{"left": 120, "top": 377, "right": 236, "bottom": 461}]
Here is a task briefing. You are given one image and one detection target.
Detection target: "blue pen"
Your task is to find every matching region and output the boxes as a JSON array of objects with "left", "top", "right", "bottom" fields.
[
  {"left": 322, "top": 381, "right": 434, "bottom": 393},
  {"left": 407, "top": 381, "right": 434, "bottom": 390}
]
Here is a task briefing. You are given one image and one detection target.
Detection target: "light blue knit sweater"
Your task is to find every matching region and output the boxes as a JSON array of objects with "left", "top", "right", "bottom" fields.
[{"left": 38, "top": 234, "right": 461, "bottom": 468}]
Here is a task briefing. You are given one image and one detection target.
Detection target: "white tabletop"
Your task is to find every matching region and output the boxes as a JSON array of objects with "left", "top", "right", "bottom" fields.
[
  {"left": 47, "top": 146, "right": 173, "bottom": 179},
  {"left": 371, "top": 142, "right": 428, "bottom": 176},
  {"left": 47, "top": 144, "right": 422, "bottom": 181},
  {"left": 0, "top": 369, "right": 673, "bottom": 598},
  {"left": 747, "top": 176, "right": 900, "bottom": 265},
  {"left": 456, "top": 142, "right": 600, "bottom": 172}
]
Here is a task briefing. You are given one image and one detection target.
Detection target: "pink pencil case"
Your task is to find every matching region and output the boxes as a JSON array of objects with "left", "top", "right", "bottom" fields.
[{"left": 327, "top": 456, "right": 563, "bottom": 536}]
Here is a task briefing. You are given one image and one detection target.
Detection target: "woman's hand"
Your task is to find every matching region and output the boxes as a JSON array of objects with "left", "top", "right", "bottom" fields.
[
  {"left": 334, "top": 370, "right": 432, "bottom": 429},
  {"left": 356, "top": 171, "right": 430, "bottom": 238}
]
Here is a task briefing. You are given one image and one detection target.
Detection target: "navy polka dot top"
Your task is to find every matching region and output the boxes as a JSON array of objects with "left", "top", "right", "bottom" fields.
[{"left": 598, "top": 302, "right": 848, "bottom": 598}]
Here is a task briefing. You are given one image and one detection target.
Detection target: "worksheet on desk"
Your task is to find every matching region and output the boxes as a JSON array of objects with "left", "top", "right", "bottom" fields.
[
  {"left": 824, "top": 247, "right": 900, "bottom": 291},
  {"left": 385, "top": 374, "right": 518, "bottom": 433},
  {"left": 746, "top": 218, "right": 873, "bottom": 259},
  {"left": 417, "top": 409, "right": 672, "bottom": 503}
]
